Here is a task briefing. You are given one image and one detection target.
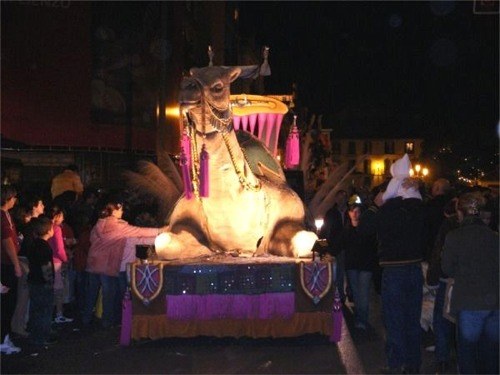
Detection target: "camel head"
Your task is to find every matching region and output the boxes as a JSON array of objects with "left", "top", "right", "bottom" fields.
[{"left": 179, "top": 66, "right": 241, "bottom": 135}]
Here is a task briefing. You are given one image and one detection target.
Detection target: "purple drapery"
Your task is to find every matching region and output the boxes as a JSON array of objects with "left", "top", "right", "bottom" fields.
[{"left": 165, "top": 293, "right": 295, "bottom": 320}]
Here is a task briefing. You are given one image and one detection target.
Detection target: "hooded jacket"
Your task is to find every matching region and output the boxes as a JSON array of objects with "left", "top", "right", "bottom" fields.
[{"left": 86, "top": 216, "right": 159, "bottom": 277}]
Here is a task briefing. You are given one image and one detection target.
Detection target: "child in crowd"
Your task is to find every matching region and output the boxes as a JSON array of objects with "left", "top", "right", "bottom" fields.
[
  {"left": 48, "top": 205, "right": 73, "bottom": 323},
  {"left": 26, "top": 217, "right": 57, "bottom": 346}
]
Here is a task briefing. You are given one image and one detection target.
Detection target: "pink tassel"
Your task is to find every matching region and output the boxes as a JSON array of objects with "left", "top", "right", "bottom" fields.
[
  {"left": 330, "top": 288, "right": 343, "bottom": 343},
  {"left": 181, "top": 129, "right": 191, "bottom": 169},
  {"left": 180, "top": 148, "right": 193, "bottom": 199},
  {"left": 119, "top": 289, "right": 132, "bottom": 346},
  {"left": 285, "top": 117, "right": 300, "bottom": 169},
  {"left": 249, "top": 114, "right": 257, "bottom": 135},
  {"left": 199, "top": 144, "right": 209, "bottom": 197},
  {"left": 233, "top": 115, "right": 241, "bottom": 131}
]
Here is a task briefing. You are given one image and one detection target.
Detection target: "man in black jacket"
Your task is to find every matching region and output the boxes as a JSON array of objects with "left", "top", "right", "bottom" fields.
[{"left": 359, "top": 176, "right": 426, "bottom": 374}]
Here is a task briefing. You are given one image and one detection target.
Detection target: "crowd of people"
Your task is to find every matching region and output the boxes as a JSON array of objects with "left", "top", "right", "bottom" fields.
[
  {"left": 1, "top": 165, "right": 165, "bottom": 353},
  {"left": 320, "top": 154, "right": 499, "bottom": 374},
  {"left": 1, "top": 160, "right": 499, "bottom": 375}
]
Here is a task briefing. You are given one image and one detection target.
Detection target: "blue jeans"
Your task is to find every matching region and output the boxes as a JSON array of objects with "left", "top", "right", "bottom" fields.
[
  {"left": 28, "top": 283, "right": 54, "bottom": 344},
  {"left": 457, "top": 310, "right": 499, "bottom": 374},
  {"left": 346, "top": 269, "right": 372, "bottom": 326},
  {"left": 381, "top": 264, "right": 423, "bottom": 370},
  {"left": 83, "top": 273, "right": 120, "bottom": 327},
  {"left": 433, "top": 280, "right": 455, "bottom": 362}
]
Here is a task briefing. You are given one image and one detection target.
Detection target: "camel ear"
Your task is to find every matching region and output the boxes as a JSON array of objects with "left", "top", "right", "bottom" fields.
[
  {"left": 189, "top": 68, "right": 199, "bottom": 77},
  {"left": 227, "top": 67, "right": 241, "bottom": 83}
]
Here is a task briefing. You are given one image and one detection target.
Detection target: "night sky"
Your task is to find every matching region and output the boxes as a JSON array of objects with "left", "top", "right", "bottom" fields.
[{"left": 238, "top": 1, "right": 498, "bottom": 159}]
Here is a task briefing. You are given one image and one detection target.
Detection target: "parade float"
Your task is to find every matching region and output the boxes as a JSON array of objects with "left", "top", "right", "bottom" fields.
[{"left": 119, "top": 62, "right": 341, "bottom": 346}]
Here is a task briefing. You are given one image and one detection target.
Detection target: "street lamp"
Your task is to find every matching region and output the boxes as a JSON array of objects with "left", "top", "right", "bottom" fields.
[{"left": 410, "top": 163, "right": 429, "bottom": 178}]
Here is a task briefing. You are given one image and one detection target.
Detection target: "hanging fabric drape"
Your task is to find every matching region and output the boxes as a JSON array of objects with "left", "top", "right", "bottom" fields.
[{"left": 285, "top": 115, "right": 300, "bottom": 169}]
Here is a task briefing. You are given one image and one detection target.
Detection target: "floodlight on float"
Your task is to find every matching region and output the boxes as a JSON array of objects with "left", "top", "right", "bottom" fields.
[{"left": 154, "top": 232, "right": 171, "bottom": 252}]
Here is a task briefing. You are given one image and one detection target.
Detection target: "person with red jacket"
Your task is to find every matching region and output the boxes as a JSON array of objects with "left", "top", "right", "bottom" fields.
[{"left": 0, "top": 185, "right": 22, "bottom": 354}]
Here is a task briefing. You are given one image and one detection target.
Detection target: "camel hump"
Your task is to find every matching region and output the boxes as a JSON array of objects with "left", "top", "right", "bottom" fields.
[{"left": 236, "top": 130, "right": 286, "bottom": 184}]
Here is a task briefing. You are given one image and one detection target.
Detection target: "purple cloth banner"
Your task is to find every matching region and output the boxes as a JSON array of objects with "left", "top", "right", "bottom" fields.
[{"left": 166, "top": 293, "right": 295, "bottom": 320}]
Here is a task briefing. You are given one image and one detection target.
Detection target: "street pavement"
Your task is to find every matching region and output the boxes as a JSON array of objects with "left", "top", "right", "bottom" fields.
[{"left": 2, "top": 288, "right": 458, "bottom": 374}]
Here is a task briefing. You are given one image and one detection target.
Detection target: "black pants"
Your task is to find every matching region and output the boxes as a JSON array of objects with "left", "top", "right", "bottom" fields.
[{"left": 1, "top": 264, "right": 18, "bottom": 341}]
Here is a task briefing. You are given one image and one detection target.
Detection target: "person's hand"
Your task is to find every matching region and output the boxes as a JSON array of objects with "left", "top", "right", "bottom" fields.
[
  {"left": 402, "top": 177, "right": 420, "bottom": 190},
  {"left": 374, "top": 191, "right": 385, "bottom": 208}
]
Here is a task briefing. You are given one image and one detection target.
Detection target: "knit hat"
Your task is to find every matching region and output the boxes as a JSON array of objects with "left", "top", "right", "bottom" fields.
[{"left": 382, "top": 154, "right": 422, "bottom": 202}]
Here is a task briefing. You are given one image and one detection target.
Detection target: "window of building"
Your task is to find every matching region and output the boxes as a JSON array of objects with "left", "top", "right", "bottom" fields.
[
  {"left": 332, "top": 141, "right": 341, "bottom": 154},
  {"left": 348, "top": 159, "right": 356, "bottom": 170},
  {"left": 384, "top": 141, "right": 395, "bottom": 154},
  {"left": 405, "top": 142, "right": 414, "bottom": 154},
  {"left": 348, "top": 141, "right": 356, "bottom": 154},
  {"left": 363, "top": 141, "right": 372, "bottom": 154},
  {"left": 384, "top": 158, "right": 392, "bottom": 176},
  {"left": 363, "top": 159, "right": 371, "bottom": 174}
]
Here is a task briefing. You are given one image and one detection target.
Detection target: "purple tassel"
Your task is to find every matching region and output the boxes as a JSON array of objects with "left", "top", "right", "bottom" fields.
[
  {"left": 330, "top": 288, "right": 343, "bottom": 343},
  {"left": 120, "top": 289, "right": 132, "bottom": 346},
  {"left": 180, "top": 148, "right": 193, "bottom": 199},
  {"left": 199, "top": 144, "right": 209, "bottom": 197},
  {"left": 181, "top": 129, "right": 191, "bottom": 169}
]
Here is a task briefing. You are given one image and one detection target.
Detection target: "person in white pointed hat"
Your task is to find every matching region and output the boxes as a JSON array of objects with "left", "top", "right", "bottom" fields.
[{"left": 382, "top": 154, "right": 422, "bottom": 203}]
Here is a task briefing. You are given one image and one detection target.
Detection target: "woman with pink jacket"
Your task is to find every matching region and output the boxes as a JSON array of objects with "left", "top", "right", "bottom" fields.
[
  {"left": 48, "top": 205, "right": 73, "bottom": 324},
  {"left": 82, "top": 198, "right": 164, "bottom": 329}
]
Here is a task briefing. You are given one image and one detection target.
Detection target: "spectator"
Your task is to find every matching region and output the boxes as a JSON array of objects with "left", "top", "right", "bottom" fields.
[
  {"left": 11, "top": 195, "right": 46, "bottom": 338},
  {"left": 83, "top": 197, "right": 165, "bottom": 329},
  {"left": 0, "top": 185, "right": 22, "bottom": 355},
  {"left": 424, "top": 178, "right": 453, "bottom": 262},
  {"left": 333, "top": 201, "right": 378, "bottom": 330},
  {"left": 442, "top": 192, "right": 499, "bottom": 374},
  {"left": 69, "top": 188, "right": 99, "bottom": 238},
  {"left": 426, "top": 198, "right": 459, "bottom": 374},
  {"left": 47, "top": 205, "right": 73, "bottom": 324},
  {"left": 320, "top": 189, "right": 350, "bottom": 302},
  {"left": 26, "top": 217, "right": 58, "bottom": 346},
  {"left": 51, "top": 164, "right": 84, "bottom": 199}
]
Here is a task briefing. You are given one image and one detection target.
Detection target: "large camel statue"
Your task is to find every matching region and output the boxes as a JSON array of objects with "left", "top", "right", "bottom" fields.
[{"left": 146, "top": 66, "right": 318, "bottom": 260}]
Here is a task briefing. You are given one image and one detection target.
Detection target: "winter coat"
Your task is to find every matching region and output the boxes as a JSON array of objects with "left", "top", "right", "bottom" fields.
[
  {"left": 86, "top": 216, "right": 159, "bottom": 277},
  {"left": 442, "top": 216, "right": 499, "bottom": 313}
]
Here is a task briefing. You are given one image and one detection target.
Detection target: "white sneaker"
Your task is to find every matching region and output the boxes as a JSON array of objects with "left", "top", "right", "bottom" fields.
[
  {"left": 1, "top": 335, "right": 21, "bottom": 354},
  {"left": 54, "top": 315, "right": 73, "bottom": 323}
]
